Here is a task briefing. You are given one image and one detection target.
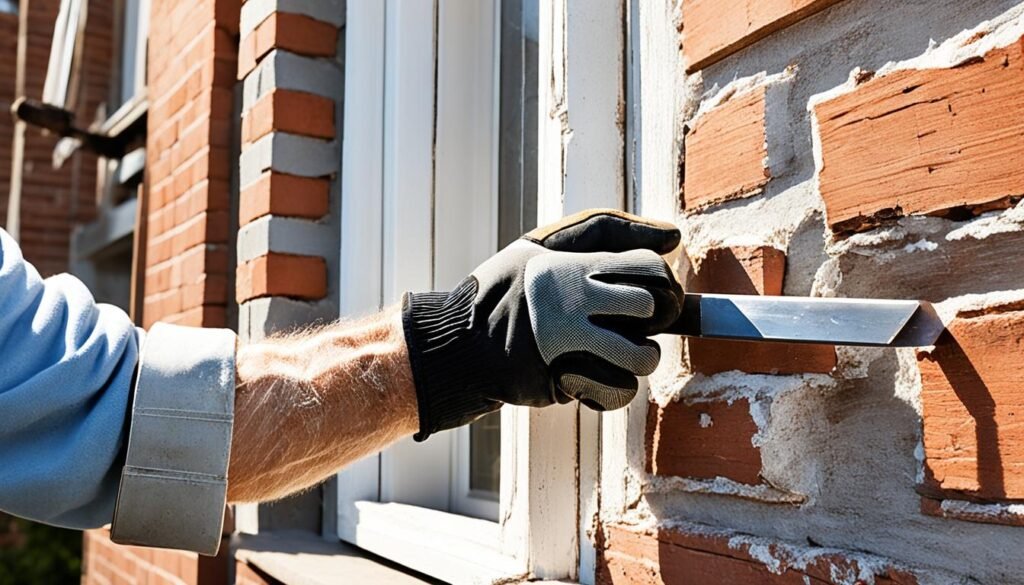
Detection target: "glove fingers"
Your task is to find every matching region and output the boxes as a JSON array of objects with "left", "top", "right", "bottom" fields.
[
  {"left": 524, "top": 209, "right": 680, "bottom": 254},
  {"left": 588, "top": 249, "right": 684, "bottom": 336},
  {"left": 590, "top": 286, "right": 682, "bottom": 336},
  {"left": 552, "top": 352, "right": 640, "bottom": 411}
]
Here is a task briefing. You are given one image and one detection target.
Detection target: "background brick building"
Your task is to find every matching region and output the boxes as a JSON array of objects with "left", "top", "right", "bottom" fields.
[{"left": 3, "top": 0, "right": 1024, "bottom": 583}]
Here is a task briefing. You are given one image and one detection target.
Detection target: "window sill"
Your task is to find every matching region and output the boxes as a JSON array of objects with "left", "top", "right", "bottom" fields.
[
  {"left": 99, "top": 91, "right": 148, "bottom": 138},
  {"left": 340, "top": 501, "right": 525, "bottom": 584},
  {"left": 235, "top": 531, "right": 437, "bottom": 585}
]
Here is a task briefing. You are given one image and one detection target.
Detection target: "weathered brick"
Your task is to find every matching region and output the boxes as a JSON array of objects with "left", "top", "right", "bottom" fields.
[
  {"left": 239, "top": 172, "right": 330, "bottom": 225},
  {"left": 682, "top": 0, "right": 843, "bottom": 72},
  {"left": 598, "top": 523, "right": 921, "bottom": 585},
  {"left": 238, "top": 12, "right": 338, "bottom": 78},
  {"left": 683, "top": 87, "right": 769, "bottom": 210},
  {"left": 815, "top": 39, "right": 1024, "bottom": 236},
  {"left": 917, "top": 300, "right": 1024, "bottom": 502},
  {"left": 243, "top": 89, "right": 335, "bottom": 143},
  {"left": 237, "top": 253, "right": 328, "bottom": 302},
  {"left": 685, "top": 246, "right": 836, "bottom": 375},
  {"left": 646, "top": 398, "right": 762, "bottom": 484}
]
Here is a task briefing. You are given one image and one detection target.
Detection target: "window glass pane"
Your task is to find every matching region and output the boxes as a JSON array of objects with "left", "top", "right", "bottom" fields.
[
  {"left": 117, "top": 0, "right": 146, "bottom": 107},
  {"left": 465, "top": 0, "right": 539, "bottom": 507},
  {"left": 0, "top": 0, "right": 17, "bottom": 15},
  {"left": 469, "top": 411, "right": 501, "bottom": 497}
]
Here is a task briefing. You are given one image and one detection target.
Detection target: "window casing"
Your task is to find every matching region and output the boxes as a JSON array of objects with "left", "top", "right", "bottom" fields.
[{"left": 338, "top": 0, "right": 626, "bottom": 582}]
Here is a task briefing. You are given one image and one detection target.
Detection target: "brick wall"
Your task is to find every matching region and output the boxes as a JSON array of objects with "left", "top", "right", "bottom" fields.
[
  {"left": 3, "top": 0, "right": 112, "bottom": 276},
  {"left": 601, "top": 0, "right": 1024, "bottom": 583},
  {"left": 235, "top": 0, "right": 342, "bottom": 341},
  {"left": 83, "top": 529, "right": 228, "bottom": 585},
  {"left": 83, "top": 0, "right": 241, "bottom": 583},
  {"left": 141, "top": 0, "right": 240, "bottom": 328},
  {"left": 0, "top": 12, "right": 16, "bottom": 216}
]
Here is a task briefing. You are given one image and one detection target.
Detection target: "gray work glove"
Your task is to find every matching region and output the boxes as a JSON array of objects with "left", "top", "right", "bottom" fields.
[{"left": 402, "top": 209, "right": 684, "bottom": 440}]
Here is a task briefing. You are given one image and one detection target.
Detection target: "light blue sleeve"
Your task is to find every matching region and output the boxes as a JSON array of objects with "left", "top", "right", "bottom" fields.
[{"left": 0, "top": 227, "right": 142, "bottom": 530}]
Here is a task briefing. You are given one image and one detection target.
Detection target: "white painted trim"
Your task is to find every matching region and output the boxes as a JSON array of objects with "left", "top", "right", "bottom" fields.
[
  {"left": 338, "top": 0, "right": 386, "bottom": 319},
  {"left": 346, "top": 502, "right": 523, "bottom": 585},
  {"left": 599, "top": 0, "right": 682, "bottom": 576},
  {"left": 375, "top": 0, "right": 453, "bottom": 518},
  {"left": 338, "top": 3, "right": 514, "bottom": 582},
  {"left": 336, "top": 0, "right": 386, "bottom": 538},
  {"left": 43, "top": 0, "right": 83, "bottom": 107},
  {"left": 534, "top": 0, "right": 628, "bottom": 581},
  {"left": 432, "top": 0, "right": 501, "bottom": 290}
]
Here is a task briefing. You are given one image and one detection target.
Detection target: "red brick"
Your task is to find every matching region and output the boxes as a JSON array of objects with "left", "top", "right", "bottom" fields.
[
  {"left": 917, "top": 300, "right": 1024, "bottom": 501},
  {"left": 244, "top": 89, "right": 335, "bottom": 143},
  {"left": 685, "top": 246, "right": 836, "bottom": 375},
  {"left": 237, "top": 253, "right": 328, "bottom": 302},
  {"left": 682, "top": 0, "right": 844, "bottom": 72},
  {"left": 646, "top": 398, "right": 762, "bottom": 484},
  {"left": 598, "top": 524, "right": 921, "bottom": 585},
  {"left": 238, "top": 12, "right": 338, "bottom": 78},
  {"left": 239, "top": 172, "right": 331, "bottom": 225},
  {"left": 683, "top": 87, "right": 769, "bottom": 210},
  {"left": 815, "top": 39, "right": 1024, "bottom": 236}
]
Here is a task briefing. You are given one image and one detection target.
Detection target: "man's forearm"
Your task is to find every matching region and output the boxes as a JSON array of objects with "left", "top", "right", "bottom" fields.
[{"left": 228, "top": 308, "right": 418, "bottom": 503}]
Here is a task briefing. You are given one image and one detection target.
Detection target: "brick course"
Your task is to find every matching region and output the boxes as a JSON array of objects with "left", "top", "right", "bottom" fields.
[
  {"left": 815, "top": 38, "right": 1024, "bottom": 236},
  {"left": 237, "top": 12, "right": 338, "bottom": 78},
  {"left": 598, "top": 524, "right": 922, "bottom": 584},
  {"left": 236, "top": 252, "right": 327, "bottom": 302}
]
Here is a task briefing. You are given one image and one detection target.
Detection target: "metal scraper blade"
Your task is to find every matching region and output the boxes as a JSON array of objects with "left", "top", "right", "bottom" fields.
[{"left": 667, "top": 293, "right": 945, "bottom": 347}]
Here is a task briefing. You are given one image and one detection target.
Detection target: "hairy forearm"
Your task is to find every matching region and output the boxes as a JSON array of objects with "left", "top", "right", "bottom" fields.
[{"left": 227, "top": 307, "right": 418, "bottom": 503}]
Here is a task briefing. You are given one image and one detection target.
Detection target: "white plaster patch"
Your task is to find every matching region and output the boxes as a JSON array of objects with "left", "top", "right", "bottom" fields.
[
  {"left": 644, "top": 475, "right": 806, "bottom": 504},
  {"left": 690, "top": 66, "right": 797, "bottom": 121},
  {"left": 698, "top": 413, "right": 713, "bottom": 428},
  {"left": 940, "top": 499, "right": 1024, "bottom": 520},
  {"left": 930, "top": 288, "right": 1024, "bottom": 324},
  {"left": 903, "top": 239, "right": 938, "bottom": 253},
  {"left": 893, "top": 347, "right": 924, "bottom": 417},
  {"left": 650, "top": 370, "right": 836, "bottom": 408},
  {"left": 946, "top": 203, "right": 1024, "bottom": 242}
]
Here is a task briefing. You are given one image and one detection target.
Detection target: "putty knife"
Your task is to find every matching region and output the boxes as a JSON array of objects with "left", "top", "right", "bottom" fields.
[{"left": 666, "top": 293, "right": 945, "bottom": 347}]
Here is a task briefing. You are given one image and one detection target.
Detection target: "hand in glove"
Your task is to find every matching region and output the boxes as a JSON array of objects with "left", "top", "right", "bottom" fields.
[{"left": 402, "top": 209, "right": 684, "bottom": 440}]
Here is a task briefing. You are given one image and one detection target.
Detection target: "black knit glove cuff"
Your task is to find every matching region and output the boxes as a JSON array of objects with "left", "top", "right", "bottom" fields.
[{"left": 402, "top": 277, "right": 501, "bottom": 441}]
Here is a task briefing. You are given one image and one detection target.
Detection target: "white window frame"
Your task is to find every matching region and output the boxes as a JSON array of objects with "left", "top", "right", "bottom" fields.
[
  {"left": 115, "top": 0, "right": 149, "bottom": 111},
  {"left": 338, "top": 1, "right": 625, "bottom": 583},
  {"left": 43, "top": 0, "right": 87, "bottom": 108}
]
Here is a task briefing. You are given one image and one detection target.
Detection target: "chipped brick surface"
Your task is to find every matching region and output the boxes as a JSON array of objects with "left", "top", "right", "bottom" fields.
[
  {"left": 816, "top": 39, "right": 1024, "bottom": 235},
  {"left": 683, "top": 88, "right": 770, "bottom": 210},
  {"left": 647, "top": 398, "right": 763, "bottom": 484},
  {"left": 917, "top": 301, "right": 1024, "bottom": 501}
]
